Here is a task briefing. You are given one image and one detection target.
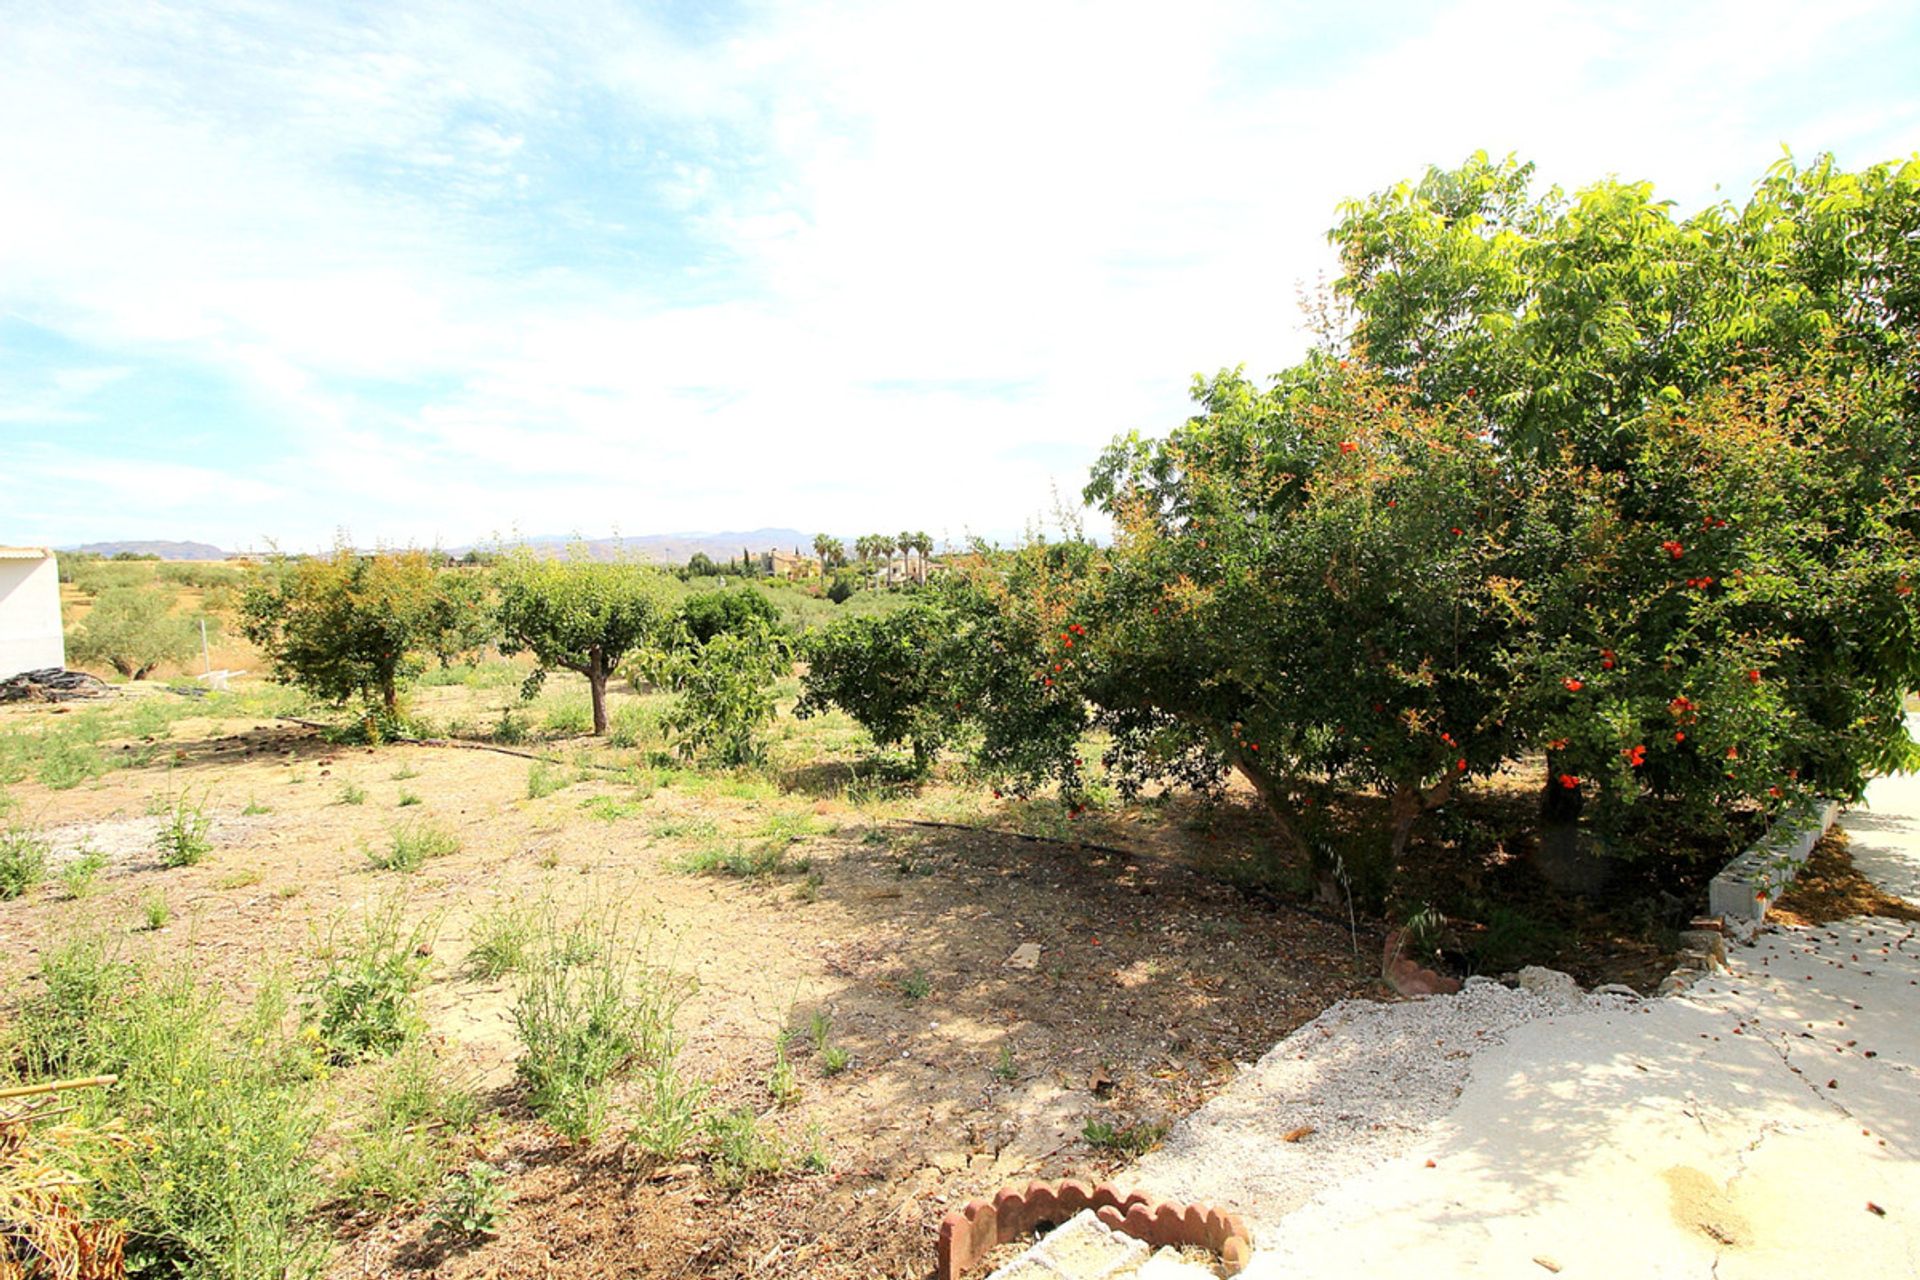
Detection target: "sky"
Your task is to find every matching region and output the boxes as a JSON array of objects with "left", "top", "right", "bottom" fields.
[{"left": 2, "top": 0, "right": 1917, "bottom": 553}]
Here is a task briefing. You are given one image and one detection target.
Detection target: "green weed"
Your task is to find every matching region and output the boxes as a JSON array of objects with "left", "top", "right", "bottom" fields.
[
  {"left": 432, "top": 1162, "right": 510, "bottom": 1239},
  {"left": 465, "top": 903, "right": 533, "bottom": 979},
  {"left": 367, "top": 820, "right": 459, "bottom": 873},
  {"left": 338, "top": 781, "right": 367, "bottom": 805},
  {"left": 705, "top": 1108, "right": 783, "bottom": 1189},
  {"left": 0, "top": 823, "right": 50, "bottom": 899},
  {"left": 1081, "top": 1119, "right": 1168, "bottom": 1157},
  {"left": 900, "top": 969, "right": 931, "bottom": 1001},
  {"left": 304, "top": 898, "right": 435, "bottom": 1060},
  {"left": 526, "top": 760, "right": 567, "bottom": 800},
  {"left": 155, "top": 790, "right": 214, "bottom": 868}
]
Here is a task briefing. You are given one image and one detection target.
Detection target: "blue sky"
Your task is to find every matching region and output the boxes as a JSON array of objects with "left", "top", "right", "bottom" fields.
[{"left": 3, "top": 0, "right": 1917, "bottom": 552}]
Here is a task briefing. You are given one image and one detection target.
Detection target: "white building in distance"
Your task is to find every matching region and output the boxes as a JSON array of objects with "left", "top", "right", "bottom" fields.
[{"left": 0, "top": 547, "right": 65, "bottom": 679}]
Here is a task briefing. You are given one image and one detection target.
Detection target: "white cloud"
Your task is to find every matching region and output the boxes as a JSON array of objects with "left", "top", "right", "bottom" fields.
[{"left": 1, "top": 0, "right": 1915, "bottom": 548}]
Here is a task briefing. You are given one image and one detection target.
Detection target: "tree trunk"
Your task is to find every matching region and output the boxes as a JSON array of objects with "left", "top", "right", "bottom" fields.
[
  {"left": 588, "top": 650, "right": 610, "bottom": 736},
  {"left": 382, "top": 678, "right": 399, "bottom": 716}
]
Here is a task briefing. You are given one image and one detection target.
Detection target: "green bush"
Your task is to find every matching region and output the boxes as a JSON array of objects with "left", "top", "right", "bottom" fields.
[
  {"left": 432, "top": 1162, "right": 510, "bottom": 1238},
  {"left": 649, "top": 620, "right": 789, "bottom": 766},
  {"left": 676, "top": 587, "right": 782, "bottom": 646},
  {"left": 798, "top": 600, "right": 962, "bottom": 772}
]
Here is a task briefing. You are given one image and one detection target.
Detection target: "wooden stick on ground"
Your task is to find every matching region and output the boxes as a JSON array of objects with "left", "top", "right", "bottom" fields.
[{"left": 0, "top": 1074, "right": 118, "bottom": 1102}]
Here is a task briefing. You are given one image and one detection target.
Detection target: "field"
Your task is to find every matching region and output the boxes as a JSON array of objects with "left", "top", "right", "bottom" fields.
[{"left": 0, "top": 667, "right": 1373, "bottom": 1279}]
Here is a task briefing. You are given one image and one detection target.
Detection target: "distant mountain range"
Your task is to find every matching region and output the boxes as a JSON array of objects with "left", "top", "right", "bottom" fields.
[
  {"left": 58, "top": 528, "right": 975, "bottom": 565},
  {"left": 64, "top": 540, "right": 230, "bottom": 560},
  {"left": 461, "top": 529, "right": 824, "bottom": 564}
]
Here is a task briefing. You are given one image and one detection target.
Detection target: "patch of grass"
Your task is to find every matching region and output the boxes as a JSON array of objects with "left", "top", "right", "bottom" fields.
[
  {"left": 607, "top": 702, "right": 662, "bottom": 750},
  {"left": 396, "top": 789, "right": 423, "bottom": 808},
  {"left": 215, "top": 867, "right": 262, "bottom": 890},
  {"left": 154, "top": 790, "right": 214, "bottom": 868},
  {"left": 389, "top": 764, "right": 421, "bottom": 781},
  {"left": 491, "top": 709, "right": 529, "bottom": 745},
  {"left": 304, "top": 897, "right": 435, "bottom": 1060},
  {"left": 802, "top": 1123, "right": 830, "bottom": 1174},
  {"left": 37, "top": 736, "right": 108, "bottom": 790},
  {"left": 580, "top": 795, "right": 641, "bottom": 823},
  {"left": 465, "top": 903, "right": 534, "bottom": 979},
  {"left": 540, "top": 698, "right": 593, "bottom": 737},
  {"left": 669, "top": 840, "right": 795, "bottom": 878},
  {"left": 339, "top": 1040, "right": 480, "bottom": 1211},
  {"left": 512, "top": 909, "right": 688, "bottom": 1142},
  {"left": 991, "top": 1043, "right": 1018, "bottom": 1083},
  {"left": 768, "top": 1041, "right": 798, "bottom": 1108},
  {"left": 140, "top": 889, "right": 170, "bottom": 931},
  {"left": 899, "top": 969, "right": 931, "bottom": 1001},
  {"left": 0, "top": 823, "right": 50, "bottom": 899},
  {"left": 57, "top": 846, "right": 108, "bottom": 898},
  {"left": 526, "top": 759, "right": 568, "bottom": 800},
  {"left": 338, "top": 781, "right": 367, "bottom": 805},
  {"left": 1081, "top": 1118, "right": 1168, "bottom": 1157},
  {"left": 705, "top": 1107, "right": 783, "bottom": 1189},
  {"left": 367, "top": 820, "right": 459, "bottom": 873},
  {"left": 241, "top": 795, "right": 271, "bottom": 815},
  {"left": 630, "top": 1059, "right": 707, "bottom": 1159},
  {"left": 645, "top": 814, "right": 718, "bottom": 840},
  {"left": 820, "top": 1045, "right": 850, "bottom": 1076}
]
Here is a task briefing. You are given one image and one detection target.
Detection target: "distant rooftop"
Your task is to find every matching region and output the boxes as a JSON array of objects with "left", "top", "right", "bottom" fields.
[{"left": 0, "top": 547, "right": 53, "bottom": 560}]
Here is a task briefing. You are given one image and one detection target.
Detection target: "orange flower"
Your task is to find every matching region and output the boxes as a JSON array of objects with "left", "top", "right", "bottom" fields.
[
  {"left": 1563, "top": 677, "right": 1584, "bottom": 692},
  {"left": 1746, "top": 669, "right": 1761, "bottom": 684},
  {"left": 1674, "top": 731, "right": 1687, "bottom": 743},
  {"left": 1339, "top": 441, "right": 1358, "bottom": 454},
  {"left": 1557, "top": 773, "right": 1580, "bottom": 789},
  {"left": 1661, "top": 540, "right": 1685, "bottom": 560},
  {"left": 1456, "top": 758, "right": 1467, "bottom": 772}
]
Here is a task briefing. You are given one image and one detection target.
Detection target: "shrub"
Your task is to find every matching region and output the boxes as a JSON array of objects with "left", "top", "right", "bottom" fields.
[
  {"left": 798, "top": 600, "right": 962, "bottom": 773},
  {"left": 0, "top": 823, "right": 49, "bottom": 899},
  {"left": 303, "top": 899, "right": 434, "bottom": 1060},
  {"left": 140, "top": 889, "right": 170, "bottom": 931},
  {"left": 676, "top": 588, "right": 782, "bottom": 647},
  {"left": 65, "top": 587, "right": 201, "bottom": 679},
  {"left": 10, "top": 940, "right": 328, "bottom": 1280},
  {"left": 649, "top": 620, "right": 789, "bottom": 766}
]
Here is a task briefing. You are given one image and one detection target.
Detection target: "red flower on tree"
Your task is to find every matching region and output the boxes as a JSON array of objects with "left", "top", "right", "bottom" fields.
[
  {"left": 1557, "top": 773, "right": 1580, "bottom": 790},
  {"left": 1661, "top": 540, "right": 1685, "bottom": 560},
  {"left": 1563, "top": 677, "right": 1584, "bottom": 692}
]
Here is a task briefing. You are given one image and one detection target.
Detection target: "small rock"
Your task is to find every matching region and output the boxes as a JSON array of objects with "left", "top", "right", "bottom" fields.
[
  {"left": 1005, "top": 942, "right": 1042, "bottom": 970},
  {"left": 1516, "top": 966, "right": 1581, "bottom": 1005}
]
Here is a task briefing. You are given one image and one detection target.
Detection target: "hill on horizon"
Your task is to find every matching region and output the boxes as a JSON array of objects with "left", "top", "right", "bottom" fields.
[{"left": 64, "top": 540, "right": 230, "bottom": 561}]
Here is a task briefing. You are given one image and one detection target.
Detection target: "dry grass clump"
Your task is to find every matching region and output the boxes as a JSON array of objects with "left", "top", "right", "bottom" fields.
[{"left": 1, "top": 1078, "right": 127, "bottom": 1280}]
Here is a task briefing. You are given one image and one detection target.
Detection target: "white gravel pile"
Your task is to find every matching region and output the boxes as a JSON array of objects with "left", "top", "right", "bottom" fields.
[
  {"left": 1131, "top": 975, "right": 1638, "bottom": 1233},
  {"left": 40, "top": 812, "right": 271, "bottom": 868}
]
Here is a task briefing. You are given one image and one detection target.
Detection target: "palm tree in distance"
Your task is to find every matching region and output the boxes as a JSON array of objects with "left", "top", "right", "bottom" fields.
[
  {"left": 911, "top": 531, "right": 933, "bottom": 583},
  {"left": 813, "top": 533, "right": 841, "bottom": 582}
]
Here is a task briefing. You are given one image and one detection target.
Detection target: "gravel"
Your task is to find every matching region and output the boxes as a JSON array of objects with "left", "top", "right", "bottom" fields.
[{"left": 1129, "top": 976, "right": 1640, "bottom": 1234}]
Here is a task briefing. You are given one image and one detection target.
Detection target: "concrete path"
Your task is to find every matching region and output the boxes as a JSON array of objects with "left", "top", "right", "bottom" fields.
[
  {"left": 1233, "top": 743, "right": 1920, "bottom": 1279},
  {"left": 987, "top": 716, "right": 1920, "bottom": 1280}
]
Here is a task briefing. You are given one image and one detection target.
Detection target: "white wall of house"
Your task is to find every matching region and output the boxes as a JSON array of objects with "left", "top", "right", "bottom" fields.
[{"left": 0, "top": 550, "right": 65, "bottom": 679}]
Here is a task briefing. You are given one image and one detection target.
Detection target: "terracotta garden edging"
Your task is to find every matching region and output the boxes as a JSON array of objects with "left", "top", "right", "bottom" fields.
[{"left": 935, "top": 1179, "right": 1252, "bottom": 1279}]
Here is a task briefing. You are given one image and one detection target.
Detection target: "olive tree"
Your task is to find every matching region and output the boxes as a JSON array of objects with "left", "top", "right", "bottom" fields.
[
  {"left": 494, "top": 555, "right": 674, "bottom": 735},
  {"left": 65, "top": 587, "right": 201, "bottom": 680}
]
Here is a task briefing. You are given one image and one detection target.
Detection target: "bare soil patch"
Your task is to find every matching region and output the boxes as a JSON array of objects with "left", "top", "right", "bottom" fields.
[{"left": 1769, "top": 829, "right": 1920, "bottom": 927}]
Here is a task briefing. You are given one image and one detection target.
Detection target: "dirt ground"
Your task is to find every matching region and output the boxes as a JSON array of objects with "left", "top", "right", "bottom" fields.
[{"left": 0, "top": 680, "right": 1373, "bottom": 1279}]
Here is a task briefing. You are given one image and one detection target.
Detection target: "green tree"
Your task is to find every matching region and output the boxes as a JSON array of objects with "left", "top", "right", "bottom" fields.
[
  {"left": 812, "top": 533, "right": 844, "bottom": 581},
  {"left": 798, "top": 597, "right": 960, "bottom": 772},
  {"left": 65, "top": 587, "right": 201, "bottom": 679},
  {"left": 676, "top": 587, "right": 781, "bottom": 648},
  {"left": 241, "top": 549, "right": 472, "bottom": 715},
  {"left": 495, "top": 555, "right": 674, "bottom": 736},
  {"left": 649, "top": 619, "right": 790, "bottom": 766}
]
